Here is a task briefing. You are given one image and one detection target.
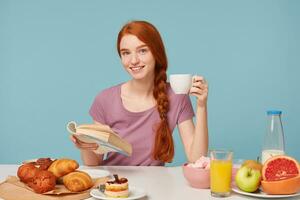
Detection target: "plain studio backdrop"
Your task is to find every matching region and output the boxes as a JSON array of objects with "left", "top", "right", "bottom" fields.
[{"left": 1, "top": 0, "right": 299, "bottom": 166}]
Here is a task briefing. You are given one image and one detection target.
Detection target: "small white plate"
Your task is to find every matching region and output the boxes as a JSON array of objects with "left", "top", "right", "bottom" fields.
[
  {"left": 79, "top": 169, "right": 110, "bottom": 179},
  {"left": 90, "top": 186, "right": 146, "bottom": 200},
  {"left": 232, "top": 187, "right": 300, "bottom": 198}
]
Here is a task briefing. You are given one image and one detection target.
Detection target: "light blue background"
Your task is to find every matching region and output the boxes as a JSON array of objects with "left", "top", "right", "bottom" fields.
[{"left": 1, "top": 0, "right": 299, "bottom": 166}]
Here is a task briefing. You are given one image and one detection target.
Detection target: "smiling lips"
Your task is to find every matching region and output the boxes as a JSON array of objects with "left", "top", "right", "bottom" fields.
[{"left": 130, "top": 65, "right": 145, "bottom": 72}]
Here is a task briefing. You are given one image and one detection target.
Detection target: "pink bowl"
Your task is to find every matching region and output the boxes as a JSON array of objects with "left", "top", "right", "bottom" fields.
[
  {"left": 231, "top": 164, "right": 240, "bottom": 187},
  {"left": 182, "top": 163, "right": 210, "bottom": 189},
  {"left": 182, "top": 163, "right": 240, "bottom": 189}
]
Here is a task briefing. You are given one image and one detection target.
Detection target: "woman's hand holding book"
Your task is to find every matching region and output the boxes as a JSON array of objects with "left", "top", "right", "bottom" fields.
[{"left": 70, "top": 135, "right": 99, "bottom": 151}]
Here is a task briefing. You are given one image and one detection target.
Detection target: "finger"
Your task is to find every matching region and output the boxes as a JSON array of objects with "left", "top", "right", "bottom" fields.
[
  {"left": 199, "top": 84, "right": 208, "bottom": 90},
  {"left": 73, "top": 136, "right": 91, "bottom": 145},
  {"left": 78, "top": 146, "right": 99, "bottom": 150},
  {"left": 75, "top": 143, "right": 99, "bottom": 150},
  {"left": 190, "top": 92, "right": 205, "bottom": 99},
  {"left": 75, "top": 145, "right": 98, "bottom": 151},
  {"left": 72, "top": 137, "right": 99, "bottom": 148},
  {"left": 193, "top": 75, "right": 208, "bottom": 85},
  {"left": 192, "top": 81, "right": 208, "bottom": 89},
  {"left": 76, "top": 140, "right": 99, "bottom": 148},
  {"left": 190, "top": 87, "right": 208, "bottom": 95},
  {"left": 192, "top": 75, "right": 205, "bottom": 82},
  {"left": 190, "top": 87, "right": 202, "bottom": 94},
  {"left": 70, "top": 135, "right": 77, "bottom": 143}
]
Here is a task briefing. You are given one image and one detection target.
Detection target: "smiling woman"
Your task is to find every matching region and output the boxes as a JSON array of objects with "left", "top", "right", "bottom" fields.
[{"left": 70, "top": 20, "right": 209, "bottom": 166}]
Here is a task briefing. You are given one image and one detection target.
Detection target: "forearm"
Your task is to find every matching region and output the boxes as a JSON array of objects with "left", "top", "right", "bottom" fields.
[
  {"left": 189, "top": 106, "right": 208, "bottom": 162},
  {"left": 80, "top": 150, "right": 103, "bottom": 166}
]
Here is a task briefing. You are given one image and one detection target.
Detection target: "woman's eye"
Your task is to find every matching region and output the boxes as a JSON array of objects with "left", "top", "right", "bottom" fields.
[
  {"left": 121, "top": 51, "right": 130, "bottom": 56},
  {"left": 138, "top": 48, "right": 148, "bottom": 54}
]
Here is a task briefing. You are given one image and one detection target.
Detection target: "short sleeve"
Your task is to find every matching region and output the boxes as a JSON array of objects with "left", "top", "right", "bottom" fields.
[
  {"left": 89, "top": 93, "right": 106, "bottom": 124},
  {"left": 177, "top": 95, "right": 195, "bottom": 124}
]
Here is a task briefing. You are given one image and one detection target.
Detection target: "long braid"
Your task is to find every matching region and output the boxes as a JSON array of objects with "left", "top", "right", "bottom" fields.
[{"left": 153, "top": 69, "right": 174, "bottom": 163}]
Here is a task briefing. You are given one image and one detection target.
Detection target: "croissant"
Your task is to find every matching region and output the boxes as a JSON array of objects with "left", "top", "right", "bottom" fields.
[
  {"left": 63, "top": 171, "right": 93, "bottom": 192},
  {"left": 48, "top": 159, "right": 79, "bottom": 178}
]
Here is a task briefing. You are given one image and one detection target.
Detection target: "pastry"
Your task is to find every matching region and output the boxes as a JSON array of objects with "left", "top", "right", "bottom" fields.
[
  {"left": 104, "top": 174, "right": 129, "bottom": 198},
  {"left": 17, "top": 164, "right": 40, "bottom": 183},
  {"left": 36, "top": 158, "right": 54, "bottom": 170},
  {"left": 24, "top": 157, "right": 53, "bottom": 170},
  {"left": 48, "top": 159, "right": 79, "bottom": 178},
  {"left": 27, "top": 170, "right": 56, "bottom": 193},
  {"left": 63, "top": 171, "right": 93, "bottom": 192}
]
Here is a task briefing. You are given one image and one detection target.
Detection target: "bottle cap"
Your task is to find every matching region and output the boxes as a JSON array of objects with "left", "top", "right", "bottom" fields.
[{"left": 267, "top": 110, "right": 282, "bottom": 115}]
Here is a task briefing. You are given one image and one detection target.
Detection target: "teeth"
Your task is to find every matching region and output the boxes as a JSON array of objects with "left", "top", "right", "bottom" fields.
[{"left": 131, "top": 66, "right": 144, "bottom": 72}]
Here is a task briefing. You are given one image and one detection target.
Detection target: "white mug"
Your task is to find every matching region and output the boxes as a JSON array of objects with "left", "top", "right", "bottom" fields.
[{"left": 169, "top": 74, "right": 192, "bottom": 94}]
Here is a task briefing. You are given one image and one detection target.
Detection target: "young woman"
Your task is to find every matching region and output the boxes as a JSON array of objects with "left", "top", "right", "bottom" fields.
[{"left": 71, "top": 21, "right": 208, "bottom": 166}]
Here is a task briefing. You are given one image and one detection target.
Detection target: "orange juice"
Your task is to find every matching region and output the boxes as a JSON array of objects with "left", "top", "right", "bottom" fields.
[{"left": 210, "top": 160, "right": 232, "bottom": 193}]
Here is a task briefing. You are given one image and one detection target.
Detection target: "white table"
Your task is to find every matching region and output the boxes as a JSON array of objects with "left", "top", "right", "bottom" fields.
[{"left": 0, "top": 165, "right": 299, "bottom": 200}]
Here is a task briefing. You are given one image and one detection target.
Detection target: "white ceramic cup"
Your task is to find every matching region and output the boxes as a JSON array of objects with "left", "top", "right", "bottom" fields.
[{"left": 169, "top": 74, "right": 193, "bottom": 94}]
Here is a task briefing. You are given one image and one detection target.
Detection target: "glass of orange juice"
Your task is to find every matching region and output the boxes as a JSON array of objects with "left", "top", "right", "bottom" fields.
[{"left": 210, "top": 150, "right": 233, "bottom": 197}]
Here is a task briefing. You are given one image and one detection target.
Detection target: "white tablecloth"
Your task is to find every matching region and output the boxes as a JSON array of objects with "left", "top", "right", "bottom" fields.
[{"left": 0, "top": 165, "right": 299, "bottom": 200}]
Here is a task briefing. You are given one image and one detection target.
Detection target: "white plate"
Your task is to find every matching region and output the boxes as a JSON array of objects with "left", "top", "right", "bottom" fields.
[
  {"left": 79, "top": 169, "right": 110, "bottom": 179},
  {"left": 90, "top": 186, "right": 146, "bottom": 200},
  {"left": 232, "top": 187, "right": 300, "bottom": 199}
]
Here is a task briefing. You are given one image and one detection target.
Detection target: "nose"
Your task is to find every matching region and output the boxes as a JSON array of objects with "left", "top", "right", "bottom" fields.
[{"left": 130, "top": 53, "right": 139, "bottom": 65}]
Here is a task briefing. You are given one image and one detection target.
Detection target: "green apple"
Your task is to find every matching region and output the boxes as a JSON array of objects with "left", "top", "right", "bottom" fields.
[{"left": 235, "top": 166, "right": 261, "bottom": 192}]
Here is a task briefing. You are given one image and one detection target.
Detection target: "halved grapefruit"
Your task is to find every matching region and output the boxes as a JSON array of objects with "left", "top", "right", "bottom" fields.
[
  {"left": 261, "top": 155, "right": 300, "bottom": 195},
  {"left": 262, "top": 155, "right": 300, "bottom": 181},
  {"left": 261, "top": 176, "right": 300, "bottom": 195}
]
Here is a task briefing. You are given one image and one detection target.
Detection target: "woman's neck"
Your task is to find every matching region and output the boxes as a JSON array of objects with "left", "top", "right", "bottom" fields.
[
  {"left": 121, "top": 78, "right": 156, "bottom": 112},
  {"left": 127, "top": 78, "right": 154, "bottom": 98}
]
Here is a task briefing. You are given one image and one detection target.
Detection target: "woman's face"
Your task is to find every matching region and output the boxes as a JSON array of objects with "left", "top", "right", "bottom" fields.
[{"left": 119, "top": 34, "right": 156, "bottom": 80}]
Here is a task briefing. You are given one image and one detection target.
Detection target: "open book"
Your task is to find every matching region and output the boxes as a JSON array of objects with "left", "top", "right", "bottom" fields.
[{"left": 67, "top": 121, "right": 132, "bottom": 156}]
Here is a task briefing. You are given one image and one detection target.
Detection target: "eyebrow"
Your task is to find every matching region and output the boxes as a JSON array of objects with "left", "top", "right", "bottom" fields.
[{"left": 120, "top": 44, "right": 148, "bottom": 52}]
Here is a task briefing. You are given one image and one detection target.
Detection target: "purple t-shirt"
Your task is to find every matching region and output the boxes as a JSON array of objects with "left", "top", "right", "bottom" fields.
[{"left": 89, "top": 83, "right": 194, "bottom": 166}]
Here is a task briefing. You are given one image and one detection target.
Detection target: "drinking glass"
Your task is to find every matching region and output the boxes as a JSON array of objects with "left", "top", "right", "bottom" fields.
[{"left": 210, "top": 150, "right": 233, "bottom": 197}]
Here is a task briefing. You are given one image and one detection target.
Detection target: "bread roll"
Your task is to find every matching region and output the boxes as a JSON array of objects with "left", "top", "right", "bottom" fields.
[
  {"left": 63, "top": 171, "right": 93, "bottom": 192},
  {"left": 17, "top": 164, "right": 40, "bottom": 183},
  {"left": 48, "top": 159, "right": 79, "bottom": 178},
  {"left": 27, "top": 170, "right": 56, "bottom": 193},
  {"left": 36, "top": 158, "right": 53, "bottom": 170}
]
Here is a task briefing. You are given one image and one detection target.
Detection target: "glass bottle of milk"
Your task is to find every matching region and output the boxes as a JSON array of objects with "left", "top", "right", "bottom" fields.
[{"left": 261, "top": 110, "right": 285, "bottom": 164}]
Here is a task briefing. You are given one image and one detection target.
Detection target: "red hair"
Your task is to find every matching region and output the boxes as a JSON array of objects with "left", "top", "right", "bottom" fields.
[{"left": 117, "top": 21, "right": 174, "bottom": 163}]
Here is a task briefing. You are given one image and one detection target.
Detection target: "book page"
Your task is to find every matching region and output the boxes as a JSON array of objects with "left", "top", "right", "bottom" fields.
[{"left": 67, "top": 121, "right": 131, "bottom": 156}]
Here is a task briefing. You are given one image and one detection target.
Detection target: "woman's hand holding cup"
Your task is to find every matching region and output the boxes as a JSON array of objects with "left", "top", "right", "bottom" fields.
[
  {"left": 169, "top": 74, "right": 208, "bottom": 107},
  {"left": 190, "top": 75, "right": 208, "bottom": 107}
]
